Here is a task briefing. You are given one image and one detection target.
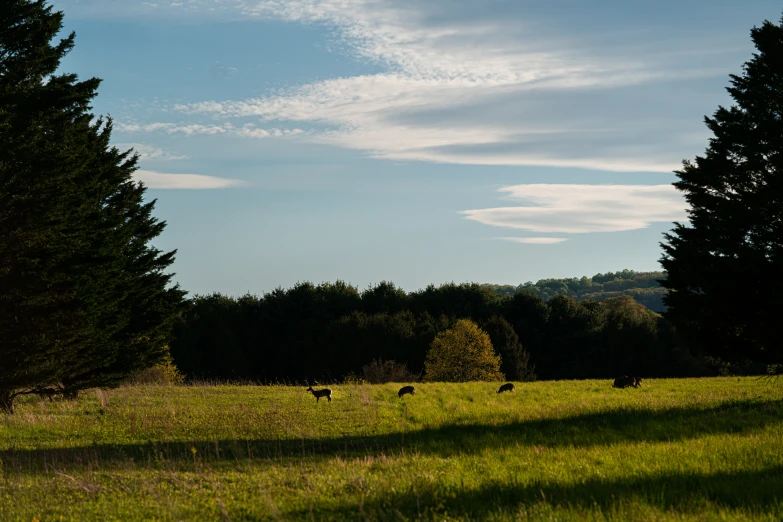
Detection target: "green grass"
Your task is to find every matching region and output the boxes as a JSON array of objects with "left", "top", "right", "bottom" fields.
[{"left": 0, "top": 378, "right": 781, "bottom": 521}]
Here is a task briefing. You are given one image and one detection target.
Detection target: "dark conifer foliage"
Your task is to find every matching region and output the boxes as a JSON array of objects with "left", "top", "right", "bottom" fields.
[
  {"left": 660, "top": 16, "right": 783, "bottom": 366},
  {"left": 0, "top": 0, "right": 184, "bottom": 412},
  {"left": 479, "top": 315, "right": 535, "bottom": 382}
]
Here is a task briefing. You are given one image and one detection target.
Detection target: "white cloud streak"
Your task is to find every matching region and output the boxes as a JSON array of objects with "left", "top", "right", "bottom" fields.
[
  {"left": 496, "top": 237, "right": 570, "bottom": 245},
  {"left": 462, "top": 184, "right": 687, "bottom": 234},
  {"left": 116, "top": 121, "right": 305, "bottom": 138},
  {"left": 117, "top": 122, "right": 233, "bottom": 135},
  {"left": 133, "top": 169, "right": 244, "bottom": 189},
  {"left": 114, "top": 143, "right": 188, "bottom": 161},
  {"left": 73, "top": 0, "right": 742, "bottom": 171},
  {"left": 165, "top": 0, "right": 730, "bottom": 171}
]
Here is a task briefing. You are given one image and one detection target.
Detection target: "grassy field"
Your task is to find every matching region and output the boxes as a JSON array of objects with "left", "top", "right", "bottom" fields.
[{"left": 0, "top": 378, "right": 781, "bottom": 521}]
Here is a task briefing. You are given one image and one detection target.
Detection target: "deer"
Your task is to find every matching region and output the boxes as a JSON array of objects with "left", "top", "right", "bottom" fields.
[
  {"left": 398, "top": 385, "right": 415, "bottom": 398},
  {"left": 306, "top": 386, "right": 332, "bottom": 402},
  {"left": 497, "top": 383, "right": 515, "bottom": 394},
  {"left": 613, "top": 375, "right": 635, "bottom": 389}
]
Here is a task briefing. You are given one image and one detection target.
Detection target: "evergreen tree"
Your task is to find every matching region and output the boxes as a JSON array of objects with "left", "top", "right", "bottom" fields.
[
  {"left": 660, "top": 15, "right": 783, "bottom": 366},
  {"left": 0, "top": 0, "right": 185, "bottom": 412},
  {"left": 480, "top": 315, "right": 535, "bottom": 381}
]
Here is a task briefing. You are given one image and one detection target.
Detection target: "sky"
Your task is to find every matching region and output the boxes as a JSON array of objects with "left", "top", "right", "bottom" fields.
[{"left": 52, "top": 0, "right": 781, "bottom": 296}]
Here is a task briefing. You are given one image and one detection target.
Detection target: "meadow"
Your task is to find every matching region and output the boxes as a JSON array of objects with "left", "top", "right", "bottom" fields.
[{"left": 0, "top": 377, "right": 781, "bottom": 521}]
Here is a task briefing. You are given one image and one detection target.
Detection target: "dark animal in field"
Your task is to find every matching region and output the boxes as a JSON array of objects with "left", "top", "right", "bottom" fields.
[
  {"left": 633, "top": 376, "right": 642, "bottom": 388},
  {"left": 398, "top": 385, "right": 415, "bottom": 398},
  {"left": 34, "top": 388, "right": 63, "bottom": 402},
  {"left": 613, "top": 375, "right": 635, "bottom": 389},
  {"left": 306, "top": 386, "right": 332, "bottom": 402},
  {"left": 497, "top": 383, "right": 515, "bottom": 394}
]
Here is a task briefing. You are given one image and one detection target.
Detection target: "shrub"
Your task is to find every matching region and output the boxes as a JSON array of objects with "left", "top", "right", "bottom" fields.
[
  {"left": 362, "top": 359, "right": 419, "bottom": 384},
  {"left": 342, "top": 373, "right": 365, "bottom": 385},
  {"left": 424, "top": 319, "right": 503, "bottom": 382},
  {"left": 702, "top": 356, "right": 767, "bottom": 377},
  {"left": 123, "top": 348, "right": 184, "bottom": 385}
]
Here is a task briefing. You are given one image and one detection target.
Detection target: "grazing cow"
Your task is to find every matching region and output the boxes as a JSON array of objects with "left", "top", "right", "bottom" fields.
[
  {"left": 497, "top": 383, "right": 515, "bottom": 394},
  {"left": 306, "top": 386, "right": 332, "bottom": 402},
  {"left": 613, "top": 375, "right": 635, "bottom": 389},
  {"left": 398, "top": 385, "right": 415, "bottom": 398}
]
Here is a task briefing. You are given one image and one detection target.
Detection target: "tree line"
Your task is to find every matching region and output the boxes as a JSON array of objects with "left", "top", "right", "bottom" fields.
[
  {"left": 169, "top": 281, "right": 719, "bottom": 383},
  {"left": 482, "top": 270, "right": 666, "bottom": 313}
]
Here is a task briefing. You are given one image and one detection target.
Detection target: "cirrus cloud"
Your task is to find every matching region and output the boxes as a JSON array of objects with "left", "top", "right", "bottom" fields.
[
  {"left": 69, "top": 0, "right": 754, "bottom": 172},
  {"left": 116, "top": 121, "right": 306, "bottom": 139},
  {"left": 133, "top": 169, "right": 245, "bottom": 189},
  {"left": 462, "top": 184, "right": 687, "bottom": 234},
  {"left": 114, "top": 143, "right": 189, "bottom": 161},
  {"left": 165, "top": 0, "right": 741, "bottom": 172},
  {"left": 496, "top": 237, "right": 571, "bottom": 245}
]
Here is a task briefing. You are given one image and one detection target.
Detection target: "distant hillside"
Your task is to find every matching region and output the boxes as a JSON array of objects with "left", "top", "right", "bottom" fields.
[{"left": 483, "top": 270, "right": 667, "bottom": 313}]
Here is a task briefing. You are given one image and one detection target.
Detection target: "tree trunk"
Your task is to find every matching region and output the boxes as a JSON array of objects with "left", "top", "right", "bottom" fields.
[{"left": 0, "top": 390, "right": 16, "bottom": 414}]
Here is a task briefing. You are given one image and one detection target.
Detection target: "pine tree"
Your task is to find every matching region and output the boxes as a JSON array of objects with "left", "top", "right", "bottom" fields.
[
  {"left": 480, "top": 315, "right": 535, "bottom": 381},
  {"left": 660, "top": 15, "right": 783, "bottom": 366},
  {"left": 0, "top": 0, "right": 185, "bottom": 412}
]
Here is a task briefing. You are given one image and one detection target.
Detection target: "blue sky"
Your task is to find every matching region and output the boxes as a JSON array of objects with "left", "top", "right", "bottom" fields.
[{"left": 53, "top": 0, "right": 781, "bottom": 296}]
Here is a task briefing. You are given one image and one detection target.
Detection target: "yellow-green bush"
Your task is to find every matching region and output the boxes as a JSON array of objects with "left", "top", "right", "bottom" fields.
[
  {"left": 424, "top": 319, "right": 503, "bottom": 382},
  {"left": 123, "top": 348, "right": 184, "bottom": 385}
]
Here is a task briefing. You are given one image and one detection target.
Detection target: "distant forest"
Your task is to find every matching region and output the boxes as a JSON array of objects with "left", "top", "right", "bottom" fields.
[
  {"left": 482, "top": 270, "right": 666, "bottom": 313},
  {"left": 169, "top": 270, "right": 742, "bottom": 385}
]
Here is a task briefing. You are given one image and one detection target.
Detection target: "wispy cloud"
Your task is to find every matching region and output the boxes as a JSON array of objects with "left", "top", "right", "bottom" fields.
[
  {"left": 117, "top": 122, "right": 234, "bottom": 135},
  {"left": 116, "top": 121, "right": 305, "bottom": 139},
  {"left": 134, "top": 169, "right": 244, "bottom": 189},
  {"left": 462, "top": 184, "right": 687, "bottom": 234},
  {"left": 74, "top": 0, "right": 745, "bottom": 171},
  {"left": 496, "top": 237, "right": 570, "bottom": 245},
  {"left": 115, "top": 143, "right": 188, "bottom": 161},
  {"left": 166, "top": 0, "right": 733, "bottom": 171}
]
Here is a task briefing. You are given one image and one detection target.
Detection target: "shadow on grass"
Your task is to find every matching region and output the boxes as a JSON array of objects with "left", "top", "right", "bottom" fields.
[
  {"left": 1, "top": 398, "right": 781, "bottom": 473},
  {"left": 291, "top": 466, "right": 783, "bottom": 520}
]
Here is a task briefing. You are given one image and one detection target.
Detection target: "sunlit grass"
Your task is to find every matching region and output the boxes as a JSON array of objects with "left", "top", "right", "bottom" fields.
[{"left": 0, "top": 377, "right": 781, "bottom": 520}]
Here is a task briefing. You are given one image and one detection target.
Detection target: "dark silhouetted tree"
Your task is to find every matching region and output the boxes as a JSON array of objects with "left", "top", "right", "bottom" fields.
[
  {"left": 660, "top": 15, "right": 783, "bottom": 367},
  {"left": 0, "top": 0, "right": 184, "bottom": 412},
  {"left": 360, "top": 281, "right": 409, "bottom": 314},
  {"left": 480, "top": 316, "right": 535, "bottom": 381},
  {"left": 542, "top": 296, "right": 604, "bottom": 379}
]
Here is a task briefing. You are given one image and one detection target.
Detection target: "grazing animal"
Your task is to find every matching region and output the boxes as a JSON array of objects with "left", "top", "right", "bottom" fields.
[
  {"left": 497, "top": 383, "right": 515, "bottom": 394},
  {"left": 35, "top": 388, "right": 62, "bottom": 402},
  {"left": 28, "top": 386, "right": 63, "bottom": 402},
  {"left": 398, "top": 385, "right": 415, "bottom": 398},
  {"left": 613, "top": 375, "right": 635, "bottom": 389},
  {"left": 306, "top": 386, "right": 332, "bottom": 402},
  {"left": 633, "top": 376, "right": 642, "bottom": 388}
]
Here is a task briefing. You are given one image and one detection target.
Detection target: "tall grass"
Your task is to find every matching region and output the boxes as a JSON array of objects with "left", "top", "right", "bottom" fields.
[{"left": 0, "top": 377, "right": 781, "bottom": 521}]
